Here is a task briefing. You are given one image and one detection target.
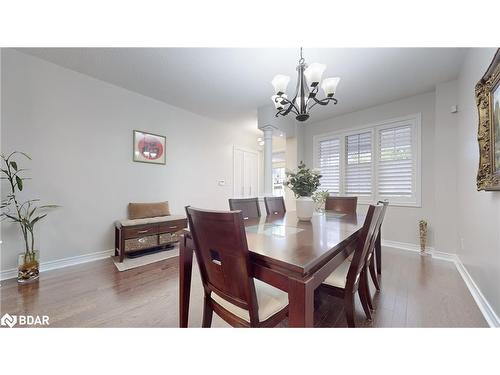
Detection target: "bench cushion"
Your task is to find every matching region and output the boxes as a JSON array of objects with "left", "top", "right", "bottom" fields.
[
  {"left": 128, "top": 201, "right": 170, "bottom": 219},
  {"left": 117, "top": 214, "right": 185, "bottom": 227}
]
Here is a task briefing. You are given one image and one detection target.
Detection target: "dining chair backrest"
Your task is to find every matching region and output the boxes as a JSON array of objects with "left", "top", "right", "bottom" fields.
[
  {"left": 363, "top": 200, "right": 388, "bottom": 264},
  {"left": 264, "top": 196, "right": 286, "bottom": 216},
  {"left": 346, "top": 204, "right": 383, "bottom": 289},
  {"left": 228, "top": 198, "right": 261, "bottom": 220},
  {"left": 185, "top": 206, "right": 260, "bottom": 323},
  {"left": 325, "top": 196, "right": 358, "bottom": 214}
]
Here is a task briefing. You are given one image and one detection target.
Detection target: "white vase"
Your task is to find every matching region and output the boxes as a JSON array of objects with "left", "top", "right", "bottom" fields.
[{"left": 296, "top": 196, "right": 315, "bottom": 221}]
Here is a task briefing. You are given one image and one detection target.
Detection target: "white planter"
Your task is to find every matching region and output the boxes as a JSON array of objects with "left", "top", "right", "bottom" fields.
[{"left": 296, "top": 196, "right": 315, "bottom": 221}]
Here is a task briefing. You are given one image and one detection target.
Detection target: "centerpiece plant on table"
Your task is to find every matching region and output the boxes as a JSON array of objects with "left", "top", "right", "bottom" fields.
[{"left": 284, "top": 162, "right": 321, "bottom": 221}]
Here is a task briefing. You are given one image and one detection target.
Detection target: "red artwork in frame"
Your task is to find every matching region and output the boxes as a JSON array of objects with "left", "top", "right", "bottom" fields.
[{"left": 133, "top": 130, "right": 166, "bottom": 165}]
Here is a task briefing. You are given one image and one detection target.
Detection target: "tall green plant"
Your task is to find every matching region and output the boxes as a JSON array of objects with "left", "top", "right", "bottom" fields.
[
  {"left": 284, "top": 161, "right": 322, "bottom": 198},
  {"left": 1, "top": 152, "right": 57, "bottom": 258}
]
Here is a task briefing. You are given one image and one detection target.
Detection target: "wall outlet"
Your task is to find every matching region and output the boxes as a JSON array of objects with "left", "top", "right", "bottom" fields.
[{"left": 217, "top": 180, "right": 226, "bottom": 186}]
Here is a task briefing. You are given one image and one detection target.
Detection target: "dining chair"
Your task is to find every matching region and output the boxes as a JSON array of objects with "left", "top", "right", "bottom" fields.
[
  {"left": 228, "top": 197, "right": 261, "bottom": 220},
  {"left": 366, "top": 200, "right": 389, "bottom": 294},
  {"left": 319, "top": 203, "right": 383, "bottom": 327},
  {"left": 325, "top": 196, "right": 358, "bottom": 214},
  {"left": 264, "top": 196, "right": 286, "bottom": 216},
  {"left": 185, "top": 206, "right": 289, "bottom": 328}
]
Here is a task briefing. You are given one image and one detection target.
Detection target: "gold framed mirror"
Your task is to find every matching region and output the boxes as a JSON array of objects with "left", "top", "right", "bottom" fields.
[{"left": 476, "top": 48, "right": 500, "bottom": 191}]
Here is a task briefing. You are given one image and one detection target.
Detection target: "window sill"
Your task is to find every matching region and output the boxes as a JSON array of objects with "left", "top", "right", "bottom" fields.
[{"left": 358, "top": 200, "right": 421, "bottom": 208}]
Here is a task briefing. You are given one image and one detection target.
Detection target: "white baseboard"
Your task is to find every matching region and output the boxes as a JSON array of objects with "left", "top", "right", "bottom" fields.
[
  {"left": 382, "top": 240, "right": 500, "bottom": 327},
  {"left": 382, "top": 239, "right": 435, "bottom": 254},
  {"left": 453, "top": 257, "right": 500, "bottom": 328},
  {"left": 0, "top": 249, "right": 114, "bottom": 281}
]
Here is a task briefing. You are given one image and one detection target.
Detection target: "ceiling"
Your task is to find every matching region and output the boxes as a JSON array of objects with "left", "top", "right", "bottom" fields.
[{"left": 19, "top": 48, "right": 468, "bottom": 125}]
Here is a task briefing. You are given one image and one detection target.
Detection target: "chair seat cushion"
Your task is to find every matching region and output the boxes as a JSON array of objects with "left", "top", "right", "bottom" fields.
[
  {"left": 117, "top": 214, "right": 185, "bottom": 227},
  {"left": 211, "top": 279, "right": 288, "bottom": 323},
  {"left": 322, "top": 257, "right": 352, "bottom": 288}
]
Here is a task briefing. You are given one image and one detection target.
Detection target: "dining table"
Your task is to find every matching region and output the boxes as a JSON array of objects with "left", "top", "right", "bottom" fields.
[{"left": 178, "top": 210, "right": 382, "bottom": 328}]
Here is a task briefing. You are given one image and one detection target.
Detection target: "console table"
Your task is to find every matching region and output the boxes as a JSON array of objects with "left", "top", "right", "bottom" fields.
[{"left": 115, "top": 215, "right": 187, "bottom": 262}]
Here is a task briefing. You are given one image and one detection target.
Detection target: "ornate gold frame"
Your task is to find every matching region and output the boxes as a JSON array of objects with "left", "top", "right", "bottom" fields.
[{"left": 476, "top": 49, "right": 500, "bottom": 191}]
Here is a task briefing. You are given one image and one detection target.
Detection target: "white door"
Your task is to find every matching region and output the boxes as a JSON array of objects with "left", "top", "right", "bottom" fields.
[
  {"left": 244, "top": 151, "right": 258, "bottom": 197},
  {"left": 234, "top": 146, "right": 259, "bottom": 198}
]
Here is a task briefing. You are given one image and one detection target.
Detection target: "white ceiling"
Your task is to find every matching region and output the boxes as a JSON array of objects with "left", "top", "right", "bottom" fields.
[{"left": 19, "top": 48, "right": 468, "bottom": 125}]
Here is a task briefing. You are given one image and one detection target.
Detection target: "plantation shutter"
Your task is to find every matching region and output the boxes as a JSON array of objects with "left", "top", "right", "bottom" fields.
[
  {"left": 378, "top": 125, "right": 413, "bottom": 197},
  {"left": 318, "top": 138, "right": 340, "bottom": 193},
  {"left": 345, "top": 132, "right": 372, "bottom": 196}
]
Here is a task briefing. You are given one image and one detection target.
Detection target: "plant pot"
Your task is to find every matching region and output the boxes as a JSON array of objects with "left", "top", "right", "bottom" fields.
[
  {"left": 296, "top": 196, "right": 315, "bottom": 221},
  {"left": 18, "top": 250, "right": 40, "bottom": 283}
]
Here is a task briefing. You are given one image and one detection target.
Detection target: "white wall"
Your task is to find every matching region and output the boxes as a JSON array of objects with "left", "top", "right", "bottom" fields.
[
  {"left": 0, "top": 49, "right": 259, "bottom": 272},
  {"left": 302, "top": 92, "right": 436, "bottom": 247},
  {"left": 456, "top": 48, "right": 500, "bottom": 316},
  {"left": 434, "top": 80, "right": 460, "bottom": 254}
]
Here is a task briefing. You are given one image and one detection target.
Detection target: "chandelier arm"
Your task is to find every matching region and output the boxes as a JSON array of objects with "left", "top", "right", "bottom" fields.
[
  {"left": 275, "top": 105, "right": 299, "bottom": 117},
  {"left": 308, "top": 96, "right": 338, "bottom": 111},
  {"left": 280, "top": 97, "right": 300, "bottom": 116},
  {"left": 308, "top": 85, "right": 319, "bottom": 98}
]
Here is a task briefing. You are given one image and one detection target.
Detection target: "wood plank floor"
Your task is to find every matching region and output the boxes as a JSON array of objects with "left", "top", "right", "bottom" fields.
[{"left": 0, "top": 247, "right": 488, "bottom": 327}]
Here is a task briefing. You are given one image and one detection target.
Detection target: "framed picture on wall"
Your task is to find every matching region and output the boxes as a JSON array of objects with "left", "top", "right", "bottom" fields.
[
  {"left": 133, "top": 130, "right": 166, "bottom": 165},
  {"left": 476, "top": 49, "right": 500, "bottom": 190}
]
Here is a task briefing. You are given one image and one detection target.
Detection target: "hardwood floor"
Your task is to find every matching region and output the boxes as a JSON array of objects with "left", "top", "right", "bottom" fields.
[{"left": 0, "top": 247, "right": 488, "bottom": 327}]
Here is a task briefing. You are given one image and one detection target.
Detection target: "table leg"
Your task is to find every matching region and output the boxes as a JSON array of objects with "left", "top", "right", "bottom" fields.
[
  {"left": 287, "top": 276, "right": 315, "bottom": 327},
  {"left": 179, "top": 234, "right": 193, "bottom": 328},
  {"left": 375, "top": 229, "right": 382, "bottom": 275}
]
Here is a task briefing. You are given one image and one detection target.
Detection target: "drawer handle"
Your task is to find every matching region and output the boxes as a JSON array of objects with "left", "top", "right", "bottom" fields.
[
  {"left": 169, "top": 226, "right": 178, "bottom": 229},
  {"left": 137, "top": 230, "right": 149, "bottom": 234}
]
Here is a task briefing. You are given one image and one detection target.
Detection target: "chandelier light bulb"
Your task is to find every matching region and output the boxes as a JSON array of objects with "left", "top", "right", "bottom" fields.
[
  {"left": 304, "top": 63, "right": 326, "bottom": 87},
  {"left": 271, "top": 75, "right": 290, "bottom": 95},
  {"left": 321, "top": 77, "right": 340, "bottom": 97}
]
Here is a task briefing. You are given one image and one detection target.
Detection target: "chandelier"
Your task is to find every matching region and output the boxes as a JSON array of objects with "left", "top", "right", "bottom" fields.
[{"left": 271, "top": 48, "right": 340, "bottom": 122}]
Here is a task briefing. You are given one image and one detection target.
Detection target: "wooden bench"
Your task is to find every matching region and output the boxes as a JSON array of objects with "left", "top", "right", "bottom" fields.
[{"left": 115, "top": 215, "right": 187, "bottom": 262}]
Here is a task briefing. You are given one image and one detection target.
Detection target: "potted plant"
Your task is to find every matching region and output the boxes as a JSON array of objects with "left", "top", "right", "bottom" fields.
[
  {"left": 1, "top": 152, "right": 57, "bottom": 283},
  {"left": 284, "top": 162, "right": 321, "bottom": 221}
]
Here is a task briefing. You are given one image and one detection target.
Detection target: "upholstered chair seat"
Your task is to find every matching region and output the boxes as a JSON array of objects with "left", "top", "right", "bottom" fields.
[
  {"left": 323, "top": 257, "right": 352, "bottom": 288},
  {"left": 211, "top": 279, "right": 288, "bottom": 323}
]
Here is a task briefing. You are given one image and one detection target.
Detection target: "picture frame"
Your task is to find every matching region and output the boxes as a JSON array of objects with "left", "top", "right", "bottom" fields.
[
  {"left": 476, "top": 49, "right": 500, "bottom": 191},
  {"left": 133, "top": 130, "right": 166, "bottom": 165}
]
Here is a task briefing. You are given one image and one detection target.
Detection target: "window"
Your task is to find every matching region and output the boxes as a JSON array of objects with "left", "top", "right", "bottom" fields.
[
  {"left": 272, "top": 167, "right": 285, "bottom": 196},
  {"left": 345, "top": 132, "right": 372, "bottom": 196},
  {"left": 314, "top": 114, "right": 421, "bottom": 207},
  {"left": 318, "top": 138, "right": 340, "bottom": 194},
  {"left": 378, "top": 125, "right": 413, "bottom": 198}
]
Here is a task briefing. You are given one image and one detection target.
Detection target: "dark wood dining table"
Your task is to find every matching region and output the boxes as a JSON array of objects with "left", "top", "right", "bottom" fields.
[{"left": 179, "top": 210, "right": 382, "bottom": 327}]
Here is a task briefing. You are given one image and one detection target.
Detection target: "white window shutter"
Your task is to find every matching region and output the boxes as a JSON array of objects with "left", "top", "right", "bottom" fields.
[
  {"left": 318, "top": 138, "right": 340, "bottom": 193},
  {"left": 345, "top": 132, "right": 372, "bottom": 196},
  {"left": 378, "top": 125, "right": 413, "bottom": 197}
]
